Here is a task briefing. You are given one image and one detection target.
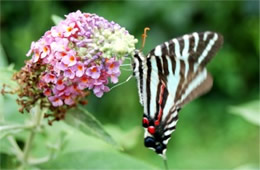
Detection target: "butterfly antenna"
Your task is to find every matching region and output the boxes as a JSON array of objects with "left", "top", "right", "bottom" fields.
[
  {"left": 163, "top": 158, "right": 169, "bottom": 170},
  {"left": 141, "top": 27, "right": 150, "bottom": 50},
  {"left": 110, "top": 75, "right": 133, "bottom": 90}
]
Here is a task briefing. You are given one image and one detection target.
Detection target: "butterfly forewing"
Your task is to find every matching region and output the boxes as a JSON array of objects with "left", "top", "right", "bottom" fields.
[
  {"left": 133, "top": 53, "right": 145, "bottom": 106},
  {"left": 133, "top": 31, "right": 223, "bottom": 157}
]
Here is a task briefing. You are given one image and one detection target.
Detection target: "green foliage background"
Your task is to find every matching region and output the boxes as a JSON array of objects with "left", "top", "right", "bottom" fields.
[{"left": 0, "top": 1, "right": 259, "bottom": 169}]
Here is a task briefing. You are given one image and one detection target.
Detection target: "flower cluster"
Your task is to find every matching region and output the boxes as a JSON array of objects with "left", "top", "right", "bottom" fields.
[{"left": 25, "top": 10, "right": 137, "bottom": 107}]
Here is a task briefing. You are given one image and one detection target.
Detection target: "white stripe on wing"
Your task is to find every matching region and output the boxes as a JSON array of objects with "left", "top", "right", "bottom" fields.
[
  {"left": 177, "top": 69, "right": 208, "bottom": 105},
  {"left": 150, "top": 56, "right": 160, "bottom": 118},
  {"left": 194, "top": 33, "right": 218, "bottom": 72},
  {"left": 182, "top": 35, "right": 190, "bottom": 78},
  {"left": 193, "top": 32, "right": 199, "bottom": 51}
]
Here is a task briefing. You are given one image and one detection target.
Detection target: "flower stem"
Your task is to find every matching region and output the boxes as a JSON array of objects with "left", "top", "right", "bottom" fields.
[
  {"left": 22, "top": 101, "right": 44, "bottom": 168},
  {"left": 23, "top": 130, "right": 35, "bottom": 165},
  {"left": 8, "top": 136, "right": 24, "bottom": 161},
  {"left": 0, "top": 124, "right": 33, "bottom": 133}
]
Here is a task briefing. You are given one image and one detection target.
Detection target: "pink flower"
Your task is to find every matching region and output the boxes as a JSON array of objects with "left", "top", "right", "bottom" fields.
[
  {"left": 70, "top": 84, "right": 81, "bottom": 95},
  {"left": 64, "top": 95, "right": 74, "bottom": 105},
  {"left": 44, "top": 73, "right": 57, "bottom": 83},
  {"left": 63, "top": 22, "right": 78, "bottom": 37},
  {"left": 56, "top": 78, "right": 65, "bottom": 90},
  {"left": 40, "top": 45, "right": 51, "bottom": 59},
  {"left": 55, "top": 51, "right": 67, "bottom": 60},
  {"left": 86, "top": 66, "right": 101, "bottom": 79},
  {"left": 55, "top": 62, "right": 67, "bottom": 71},
  {"left": 50, "top": 38, "right": 69, "bottom": 52},
  {"left": 74, "top": 62, "right": 85, "bottom": 77},
  {"left": 42, "top": 54, "right": 55, "bottom": 65},
  {"left": 64, "top": 68, "right": 75, "bottom": 79},
  {"left": 92, "top": 78, "right": 105, "bottom": 86},
  {"left": 32, "top": 50, "right": 40, "bottom": 63},
  {"left": 65, "top": 10, "right": 83, "bottom": 22},
  {"left": 52, "top": 87, "right": 66, "bottom": 97},
  {"left": 93, "top": 85, "right": 109, "bottom": 97},
  {"left": 61, "top": 53, "right": 77, "bottom": 66},
  {"left": 106, "top": 59, "right": 120, "bottom": 74},
  {"left": 43, "top": 88, "right": 52, "bottom": 96},
  {"left": 49, "top": 96, "right": 63, "bottom": 107},
  {"left": 37, "top": 80, "right": 46, "bottom": 89},
  {"left": 78, "top": 75, "right": 90, "bottom": 89},
  {"left": 110, "top": 72, "right": 120, "bottom": 83},
  {"left": 24, "top": 10, "right": 137, "bottom": 107},
  {"left": 51, "top": 26, "right": 63, "bottom": 38}
]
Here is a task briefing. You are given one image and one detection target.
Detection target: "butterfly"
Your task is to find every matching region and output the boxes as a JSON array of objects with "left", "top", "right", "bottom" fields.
[{"left": 132, "top": 31, "right": 223, "bottom": 158}]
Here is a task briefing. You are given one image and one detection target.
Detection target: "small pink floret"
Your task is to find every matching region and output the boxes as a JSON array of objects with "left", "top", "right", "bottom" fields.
[{"left": 49, "top": 96, "right": 63, "bottom": 107}]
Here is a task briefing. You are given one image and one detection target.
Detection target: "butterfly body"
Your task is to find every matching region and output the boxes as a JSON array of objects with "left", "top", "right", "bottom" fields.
[{"left": 132, "top": 31, "right": 223, "bottom": 158}]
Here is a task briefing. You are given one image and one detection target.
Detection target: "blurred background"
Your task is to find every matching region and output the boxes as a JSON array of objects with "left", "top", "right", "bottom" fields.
[{"left": 1, "top": 1, "right": 259, "bottom": 169}]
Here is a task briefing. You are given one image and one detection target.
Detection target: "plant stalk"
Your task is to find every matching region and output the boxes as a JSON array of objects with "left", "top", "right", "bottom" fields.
[
  {"left": 8, "top": 136, "right": 24, "bottom": 161},
  {"left": 22, "top": 101, "right": 44, "bottom": 168}
]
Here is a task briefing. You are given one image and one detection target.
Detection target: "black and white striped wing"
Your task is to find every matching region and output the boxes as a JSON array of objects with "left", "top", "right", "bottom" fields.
[
  {"left": 157, "top": 31, "right": 223, "bottom": 108},
  {"left": 133, "top": 31, "right": 223, "bottom": 157}
]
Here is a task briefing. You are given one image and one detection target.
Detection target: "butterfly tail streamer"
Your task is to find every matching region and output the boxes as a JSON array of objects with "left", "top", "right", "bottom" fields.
[{"left": 163, "top": 158, "right": 169, "bottom": 170}]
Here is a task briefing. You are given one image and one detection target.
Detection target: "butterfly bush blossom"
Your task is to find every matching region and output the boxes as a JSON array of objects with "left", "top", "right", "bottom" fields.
[{"left": 13, "top": 10, "right": 137, "bottom": 121}]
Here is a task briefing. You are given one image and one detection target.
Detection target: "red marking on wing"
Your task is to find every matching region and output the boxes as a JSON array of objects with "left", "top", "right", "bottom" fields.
[
  {"left": 148, "top": 126, "right": 155, "bottom": 134},
  {"left": 142, "top": 117, "right": 149, "bottom": 127},
  {"left": 156, "top": 83, "right": 166, "bottom": 124}
]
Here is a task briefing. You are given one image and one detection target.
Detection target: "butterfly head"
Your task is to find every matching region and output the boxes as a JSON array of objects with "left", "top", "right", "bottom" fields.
[
  {"left": 133, "top": 49, "right": 145, "bottom": 60},
  {"left": 142, "top": 116, "right": 167, "bottom": 158}
]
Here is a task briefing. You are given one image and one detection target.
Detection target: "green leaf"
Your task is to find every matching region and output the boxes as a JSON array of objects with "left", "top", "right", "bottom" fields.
[
  {"left": 0, "top": 138, "right": 12, "bottom": 155},
  {"left": 0, "top": 153, "right": 17, "bottom": 169},
  {"left": 39, "top": 150, "right": 157, "bottom": 169},
  {"left": 229, "top": 100, "right": 260, "bottom": 126},
  {"left": 234, "top": 164, "right": 259, "bottom": 170},
  {"left": 51, "top": 15, "right": 63, "bottom": 25},
  {"left": 0, "top": 67, "right": 17, "bottom": 89},
  {"left": 0, "top": 44, "right": 8, "bottom": 67},
  {"left": 105, "top": 125, "right": 140, "bottom": 150},
  {"left": 0, "top": 95, "right": 26, "bottom": 124},
  {"left": 65, "top": 107, "right": 119, "bottom": 148},
  {"left": 0, "top": 67, "right": 18, "bottom": 121}
]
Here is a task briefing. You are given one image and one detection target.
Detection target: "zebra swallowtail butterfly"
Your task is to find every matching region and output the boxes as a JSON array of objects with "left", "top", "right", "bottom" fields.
[{"left": 132, "top": 31, "right": 223, "bottom": 158}]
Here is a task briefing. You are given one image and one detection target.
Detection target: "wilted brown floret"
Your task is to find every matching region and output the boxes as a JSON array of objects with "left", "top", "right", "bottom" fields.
[{"left": 3, "top": 60, "right": 90, "bottom": 125}]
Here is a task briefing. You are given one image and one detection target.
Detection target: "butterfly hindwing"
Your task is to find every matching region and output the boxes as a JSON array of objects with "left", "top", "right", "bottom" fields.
[{"left": 133, "top": 31, "right": 223, "bottom": 157}]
